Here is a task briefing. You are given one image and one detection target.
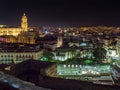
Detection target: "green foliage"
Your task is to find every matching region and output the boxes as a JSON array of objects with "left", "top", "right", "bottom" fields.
[
  {"left": 58, "top": 57, "right": 95, "bottom": 65},
  {"left": 41, "top": 57, "right": 48, "bottom": 61},
  {"left": 93, "top": 44, "right": 107, "bottom": 62},
  {"left": 84, "top": 59, "right": 93, "bottom": 64},
  {"left": 42, "top": 51, "right": 54, "bottom": 62}
]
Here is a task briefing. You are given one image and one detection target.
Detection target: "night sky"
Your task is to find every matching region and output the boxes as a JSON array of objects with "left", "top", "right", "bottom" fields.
[{"left": 0, "top": 0, "right": 120, "bottom": 27}]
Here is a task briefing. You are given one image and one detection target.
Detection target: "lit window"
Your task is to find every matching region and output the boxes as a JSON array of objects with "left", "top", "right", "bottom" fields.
[
  {"left": 63, "top": 65, "right": 66, "bottom": 68},
  {"left": 68, "top": 65, "right": 70, "bottom": 67},
  {"left": 75, "top": 65, "right": 78, "bottom": 68},
  {"left": 72, "top": 65, "right": 74, "bottom": 68}
]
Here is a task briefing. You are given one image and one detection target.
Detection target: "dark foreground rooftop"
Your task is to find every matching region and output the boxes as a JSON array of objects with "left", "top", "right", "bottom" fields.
[{"left": 0, "top": 72, "right": 50, "bottom": 90}]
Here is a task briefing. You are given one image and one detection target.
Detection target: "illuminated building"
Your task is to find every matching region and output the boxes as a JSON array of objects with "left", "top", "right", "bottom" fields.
[
  {"left": 117, "top": 38, "right": 120, "bottom": 57},
  {"left": 17, "top": 31, "right": 36, "bottom": 44},
  {"left": 106, "top": 49, "right": 118, "bottom": 61},
  {"left": 0, "top": 13, "right": 36, "bottom": 44},
  {"left": 0, "top": 13, "right": 28, "bottom": 36},
  {"left": 53, "top": 47, "right": 79, "bottom": 61},
  {"left": 21, "top": 13, "right": 28, "bottom": 32},
  {"left": 0, "top": 31, "right": 36, "bottom": 44},
  {"left": 57, "top": 36, "right": 63, "bottom": 48},
  {"left": 53, "top": 50, "right": 74, "bottom": 61},
  {"left": 0, "top": 49, "right": 43, "bottom": 64}
]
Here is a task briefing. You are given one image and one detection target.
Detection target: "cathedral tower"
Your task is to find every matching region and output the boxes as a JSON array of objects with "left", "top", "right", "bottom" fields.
[
  {"left": 57, "top": 36, "right": 63, "bottom": 48},
  {"left": 21, "top": 13, "right": 28, "bottom": 31}
]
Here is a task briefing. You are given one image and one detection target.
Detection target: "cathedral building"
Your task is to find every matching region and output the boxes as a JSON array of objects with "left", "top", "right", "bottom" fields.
[
  {"left": 0, "top": 13, "right": 36, "bottom": 44},
  {"left": 0, "top": 13, "right": 28, "bottom": 36}
]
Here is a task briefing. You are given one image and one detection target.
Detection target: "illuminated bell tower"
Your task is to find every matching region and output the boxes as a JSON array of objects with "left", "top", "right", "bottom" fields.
[
  {"left": 21, "top": 13, "right": 28, "bottom": 31},
  {"left": 57, "top": 36, "right": 63, "bottom": 48}
]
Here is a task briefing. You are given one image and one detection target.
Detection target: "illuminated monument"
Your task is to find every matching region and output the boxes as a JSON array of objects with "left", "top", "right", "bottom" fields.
[
  {"left": 21, "top": 13, "right": 28, "bottom": 32},
  {"left": 0, "top": 13, "right": 28, "bottom": 36}
]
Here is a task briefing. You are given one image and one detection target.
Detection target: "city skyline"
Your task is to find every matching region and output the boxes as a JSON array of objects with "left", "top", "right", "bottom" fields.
[
  {"left": 0, "top": 0, "right": 120, "bottom": 27},
  {"left": 1, "top": 1, "right": 120, "bottom": 88}
]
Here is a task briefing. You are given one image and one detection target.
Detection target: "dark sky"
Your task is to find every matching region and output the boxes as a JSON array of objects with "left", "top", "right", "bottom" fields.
[{"left": 0, "top": 0, "right": 120, "bottom": 27}]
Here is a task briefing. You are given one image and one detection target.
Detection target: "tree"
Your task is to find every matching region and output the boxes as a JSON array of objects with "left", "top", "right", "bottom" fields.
[
  {"left": 93, "top": 43, "right": 106, "bottom": 63},
  {"left": 42, "top": 51, "right": 54, "bottom": 62}
]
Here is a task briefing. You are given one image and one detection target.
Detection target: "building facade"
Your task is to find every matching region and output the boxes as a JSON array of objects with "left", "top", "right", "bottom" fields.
[
  {"left": 53, "top": 48, "right": 79, "bottom": 61},
  {"left": 117, "top": 38, "right": 120, "bottom": 58},
  {"left": 0, "top": 50, "right": 43, "bottom": 64}
]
